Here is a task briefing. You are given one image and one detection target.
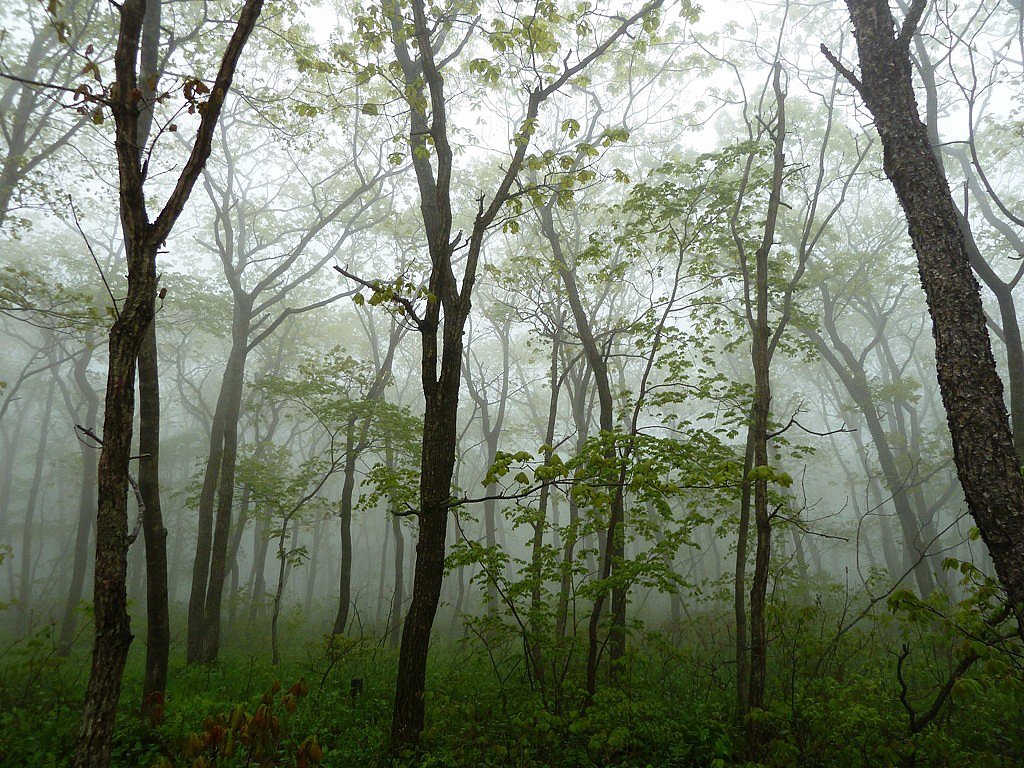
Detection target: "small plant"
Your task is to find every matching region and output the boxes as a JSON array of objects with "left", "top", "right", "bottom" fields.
[{"left": 162, "top": 678, "right": 321, "bottom": 768}]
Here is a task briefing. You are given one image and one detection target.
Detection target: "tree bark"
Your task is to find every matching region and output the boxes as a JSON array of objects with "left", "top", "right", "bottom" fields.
[
  {"left": 389, "top": 517, "right": 406, "bottom": 647},
  {"left": 538, "top": 202, "right": 624, "bottom": 697},
  {"left": 136, "top": 0, "right": 169, "bottom": 719},
  {"left": 828, "top": 0, "right": 1024, "bottom": 633},
  {"left": 385, "top": 0, "right": 662, "bottom": 746},
  {"left": 73, "top": 3, "right": 262, "bottom": 764},
  {"left": 746, "top": 65, "right": 785, "bottom": 727},
  {"left": 200, "top": 314, "right": 251, "bottom": 661},
  {"left": 811, "top": 294, "right": 937, "bottom": 595},
  {"left": 138, "top": 317, "right": 169, "bottom": 720}
]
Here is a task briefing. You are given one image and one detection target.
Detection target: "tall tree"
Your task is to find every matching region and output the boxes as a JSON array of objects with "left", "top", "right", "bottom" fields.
[
  {"left": 73, "top": 2, "right": 262, "bottom": 766},
  {"left": 0, "top": 0, "right": 97, "bottom": 231},
  {"left": 343, "top": 0, "right": 666, "bottom": 747},
  {"left": 823, "top": 0, "right": 1024, "bottom": 634},
  {"left": 185, "top": 108, "right": 390, "bottom": 664},
  {"left": 134, "top": 0, "right": 169, "bottom": 721}
]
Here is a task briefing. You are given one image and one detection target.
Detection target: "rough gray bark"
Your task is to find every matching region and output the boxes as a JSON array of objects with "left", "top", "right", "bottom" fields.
[{"left": 825, "top": 0, "right": 1024, "bottom": 634}]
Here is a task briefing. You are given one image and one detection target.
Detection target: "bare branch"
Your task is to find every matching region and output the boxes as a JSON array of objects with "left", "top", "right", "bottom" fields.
[{"left": 820, "top": 44, "right": 863, "bottom": 93}]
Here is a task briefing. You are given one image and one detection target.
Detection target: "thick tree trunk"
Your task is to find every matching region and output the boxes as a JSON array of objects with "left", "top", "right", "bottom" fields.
[
  {"left": 392, "top": 368, "right": 460, "bottom": 743},
  {"left": 911, "top": 33, "right": 1024, "bottom": 461},
  {"left": 831, "top": 0, "right": 1024, "bottom": 632}
]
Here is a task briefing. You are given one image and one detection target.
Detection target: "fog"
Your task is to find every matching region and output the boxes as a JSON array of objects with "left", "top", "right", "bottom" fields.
[{"left": 1, "top": 1, "right": 1022, "bottom": 766}]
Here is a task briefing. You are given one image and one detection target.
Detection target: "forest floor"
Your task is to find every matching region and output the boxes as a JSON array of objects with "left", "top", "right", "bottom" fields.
[{"left": 1, "top": 593, "right": 1022, "bottom": 767}]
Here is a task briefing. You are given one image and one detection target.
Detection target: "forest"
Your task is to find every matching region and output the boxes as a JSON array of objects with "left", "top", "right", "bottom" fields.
[{"left": 1, "top": 0, "right": 1023, "bottom": 766}]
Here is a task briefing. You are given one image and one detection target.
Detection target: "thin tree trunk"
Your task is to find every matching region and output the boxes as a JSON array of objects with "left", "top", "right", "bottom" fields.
[
  {"left": 306, "top": 517, "right": 324, "bottom": 616},
  {"left": 248, "top": 516, "right": 271, "bottom": 622},
  {"left": 138, "top": 279, "right": 169, "bottom": 720},
  {"left": 734, "top": 435, "right": 754, "bottom": 713},
  {"left": 59, "top": 342, "right": 99, "bottom": 654},
  {"left": 73, "top": 2, "right": 262, "bottom": 761},
  {"left": 201, "top": 326, "right": 250, "bottom": 661},
  {"left": 224, "top": 485, "right": 250, "bottom": 636},
  {"left": 390, "top": 501, "right": 405, "bottom": 650},
  {"left": 332, "top": 422, "right": 358, "bottom": 635},
  {"left": 539, "top": 202, "right": 623, "bottom": 696},
  {"left": 17, "top": 376, "right": 55, "bottom": 635},
  {"left": 746, "top": 64, "right": 785, "bottom": 729}
]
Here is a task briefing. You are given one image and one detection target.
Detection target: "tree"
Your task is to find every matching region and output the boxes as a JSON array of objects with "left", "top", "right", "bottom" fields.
[
  {"left": 0, "top": 0, "right": 97, "bottom": 231},
  {"left": 341, "top": 0, "right": 667, "bottom": 748},
  {"left": 823, "top": 0, "right": 1024, "bottom": 635},
  {"left": 185, "top": 101, "right": 392, "bottom": 664},
  {"left": 73, "top": 2, "right": 262, "bottom": 765}
]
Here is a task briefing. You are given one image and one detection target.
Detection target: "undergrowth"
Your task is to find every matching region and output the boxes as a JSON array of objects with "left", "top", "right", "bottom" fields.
[{"left": 1, "top": 593, "right": 1022, "bottom": 767}]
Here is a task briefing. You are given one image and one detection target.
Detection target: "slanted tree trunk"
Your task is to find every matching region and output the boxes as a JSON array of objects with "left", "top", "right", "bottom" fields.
[
  {"left": 810, "top": 293, "right": 937, "bottom": 595},
  {"left": 538, "top": 202, "right": 623, "bottom": 697},
  {"left": 192, "top": 316, "right": 251, "bottom": 662},
  {"left": 909, "top": 27, "right": 1024, "bottom": 461},
  {"left": 826, "top": 0, "right": 1024, "bottom": 633}
]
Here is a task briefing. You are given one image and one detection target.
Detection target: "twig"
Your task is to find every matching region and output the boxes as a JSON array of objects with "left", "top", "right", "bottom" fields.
[
  {"left": 820, "top": 44, "right": 863, "bottom": 94},
  {"left": 334, "top": 265, "right": 425, "bottom": 330},
  {"left": 70, "top": 196, "right": 120, "bottom": 319}
]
